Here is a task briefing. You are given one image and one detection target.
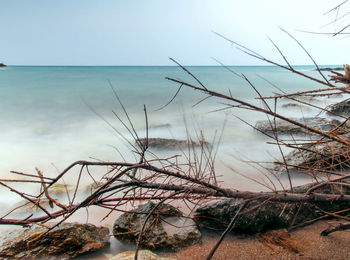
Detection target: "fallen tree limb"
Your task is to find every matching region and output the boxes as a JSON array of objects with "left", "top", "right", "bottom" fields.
[{"left": 321, "top": 222, "right": 350, "bottom": 236}]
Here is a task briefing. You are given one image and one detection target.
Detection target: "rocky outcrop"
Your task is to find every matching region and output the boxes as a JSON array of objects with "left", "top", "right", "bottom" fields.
[
  {"left": 0, "top": 223, "right": 110, "bottom": 259},
  {"left": 110, "top": 250, "right": 174, "bottom": 260},
  {"left": 318, "top": 67, "right": 343, "bottom": 71},
  {"left": 136, "top": 138, "right": 211, "bottom": 150},
  {"left": 149, "top": 123, "right": 171, "bottom": 129},
  {"left": 276, "top": 133, "right": 350, "bottom": 171},
  {"left": 0, "top": 62, "right": 6, "bottom": 67},
  {"left": 194, "top": 183, "right": 350, "bottom": 234},
  {"left": 255, "top": 117, "right": 348, "bottom": 135},
  {"left": 329, "top": 99, "right": 350, "bottom": 117},
  {"left": 195, "top": 198, "right": 295, "bottom": 234},
  {"left": 113, "top": 202, "right": 201, "bottom": 251}
]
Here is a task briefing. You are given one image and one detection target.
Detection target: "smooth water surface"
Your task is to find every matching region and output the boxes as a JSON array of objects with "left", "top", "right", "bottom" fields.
[{"left": 0, "top": 65, "right": 339, "bottom": 206}]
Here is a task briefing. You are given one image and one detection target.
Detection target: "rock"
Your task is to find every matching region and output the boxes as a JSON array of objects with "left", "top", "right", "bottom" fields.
[
  {"left": 0, "top": 223, "right": 110, "bottom": 259},
  {"left": 254, "top": 117, "right": 348, "bottom": 135},
  {"left": 329, "top": 99, "right": 350, "bottom": 117},
  {"left": 318, "top": 67, "right": 344, "bottom": 71},
  {"left": 113, "top": 202, "right": 201, "bottom": 251},
  {"left": 277, "top": 133, "right": 350, "bottom": 171},
  {"left": 0, "top": 62, "right": 6, "bottom": 67},
  {"left": 281, "top": 103, "right": 310, "bottom": 111},
  {"left": 136, "top": 138, "right": 211, "bottom": 150},
  {"left": 195, "top": 198, "right": 294, "bottom": 234},
  {"left": 110, "top": 250, "right": 174, "bottom": 260},
  {"left": 149, "top": 123, "right": 171, "bottom": 129},
  {"left": 194, "top": 183, "right": 350, "bottom": 234},
  {"left": 286, "top": 96, "right": 322, "bottom": 104},
  {"left": 84, "top": 181, "right": 104, "bottom": 194}
]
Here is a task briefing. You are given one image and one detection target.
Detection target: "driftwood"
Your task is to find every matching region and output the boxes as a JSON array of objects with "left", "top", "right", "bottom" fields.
[{"left": 329, "top": 64, "right": 350, "bottom": 85}]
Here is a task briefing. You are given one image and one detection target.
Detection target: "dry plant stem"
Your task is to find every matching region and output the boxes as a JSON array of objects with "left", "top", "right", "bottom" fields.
[
  {"left": 5, "top": 177, "right": 350, "bottom": 226},
  {"left": 0, "top": 179, "right": 51, "bottom": 184},
  {"left": 0, "top": 181, "right": 52, "bottom": 219},
  {"left": 257, "top": 85, "right": 350, "bottom": 100},
  {"left": 169, "top": 58, "right": 208, "bottom": 90},
  {"left": 321, "top": 222, "right": 350, "bottom": 236},
  {"left": 272, "top": 98, "right": 293, "bottom": 192},
  {"left": 45, "top": 160, "right": 223, "bottom": 195},
  {"left": 36, "top": 168, "right": 68, "bottom": 211},
  {"left": 213, "top": 32, "right": 337, "bottom": 88},
  {"left": 206, "top": 200, "right": 249, "bottom": 260},
  {"left": 130, "top": 105, "right": 149, "bottom": 178},
  {"left": 324, "top": 0, "right": 348, "bottom": 15},
  {"left": 279, "top": 27, "right": 331, "bottom": 85},
  {"left": 315, "top": 206, "right": 350, "bottom": 221},
  {"left": 165, "top": 77, "right": 350, "bottom": 145},
  {"left": 11, "top": 170, "right": 55, "bottom": 181},
  {"left": 289, "top": 208, "right": 350, "bottom": 231},
  {"left": 306, "top": 174, "right": 350, "bottom": 194}
]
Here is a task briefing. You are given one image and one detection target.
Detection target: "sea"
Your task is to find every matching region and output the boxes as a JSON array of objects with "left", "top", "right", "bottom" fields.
[
  {"left": 0, "top": 66, "right": 342, "bottom": 185},
  {"left": 0, "top": 65, "right": 344, "bottom": 257},
  {"left": 0, "top": 65, "right": 341, "bottom": 208}
]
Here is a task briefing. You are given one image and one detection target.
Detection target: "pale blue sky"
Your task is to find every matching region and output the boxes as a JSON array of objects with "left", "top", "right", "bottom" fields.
[{"left": 0, "top": 0, "right": 348, "bottom": 65}]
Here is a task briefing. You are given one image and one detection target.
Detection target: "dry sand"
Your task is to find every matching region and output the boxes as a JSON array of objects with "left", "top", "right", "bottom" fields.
[{"left": 160, "top": 220, "right": 350, "bottom": 260}]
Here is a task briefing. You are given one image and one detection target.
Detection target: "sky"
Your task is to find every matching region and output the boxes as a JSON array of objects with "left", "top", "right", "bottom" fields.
[{"left": 0, "top": 0, "right": 349, "bottom": 66}]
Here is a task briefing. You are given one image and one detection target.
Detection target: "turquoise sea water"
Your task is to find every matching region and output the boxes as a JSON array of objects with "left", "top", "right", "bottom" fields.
[{"left": 0, "top": 65, "right": 340, "bottom": 194}]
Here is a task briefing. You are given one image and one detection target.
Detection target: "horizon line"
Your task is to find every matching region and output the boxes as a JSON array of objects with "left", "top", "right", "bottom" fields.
[{"left": 2, "top": 64, "right": 342, "bottom": 67}]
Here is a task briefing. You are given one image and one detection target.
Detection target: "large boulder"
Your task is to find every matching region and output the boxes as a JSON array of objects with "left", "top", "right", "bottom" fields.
[
  {"left": 254, "top": 117, "right": 348, "bottom": 135},
  {"left": 109, "top": 250, "right": 174, "bottom": 260},
  {"left": 113, "top": 202, "right": 201, "bottom": 251},
  {"left": 194, "top": 183, "right": 350, "bottom": 234},
  {"left": 0, "top": 223, "right": 110, "bottom": 259},
  {"left": 329, "top": 99, "right": 350, "bottom": 117},
  {"left": 195, "top": 198, "right": 296, "bottom": 234}
]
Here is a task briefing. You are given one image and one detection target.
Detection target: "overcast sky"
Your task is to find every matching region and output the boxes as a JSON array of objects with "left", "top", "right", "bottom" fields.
[{"left": 0, "top": 0, "right": 348, "bottom": 65}]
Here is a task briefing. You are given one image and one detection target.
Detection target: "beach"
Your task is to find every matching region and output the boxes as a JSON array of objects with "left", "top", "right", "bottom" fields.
[{"left": 164, "top": 220, "right": 350, "bottom": 260}]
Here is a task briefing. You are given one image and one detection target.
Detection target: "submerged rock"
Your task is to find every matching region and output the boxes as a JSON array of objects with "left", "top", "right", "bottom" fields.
[
  {"left": 110, "top": 250, "right": 174, "bottom": 260},
  {"left": 0, "top": 223, "right": 110, "bottom": 259},
  {"left": 136, "top": 138, "right": 211, "bottom": 150},
  {"left": 318, "top": 67, "right": 344, "bottom": 71},
  {"left": 328, "top": 99, "right": 350, "bottom": 117},
  {"left": 254, "top": 117, "right": 348, "bottom": 135},
  {"left": 50, "top": 183, "right": 76, "bottom": 197},
  {"left": 281, "top": 103, "right": 310, "bottom": 111},
  {"left": 194, "top": 183, "right": 350, "bottom": 234},
  {"left": 113, "top": 202, "right": 201, "bottom": 251},
  {"left": 148, "top": 123, "right": 171, "bottom": 129}
]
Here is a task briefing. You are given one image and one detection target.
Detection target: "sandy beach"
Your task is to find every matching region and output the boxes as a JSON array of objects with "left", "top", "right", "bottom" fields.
[{"left": 160, "top": 220, "right": 350, "bottom": 260}]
